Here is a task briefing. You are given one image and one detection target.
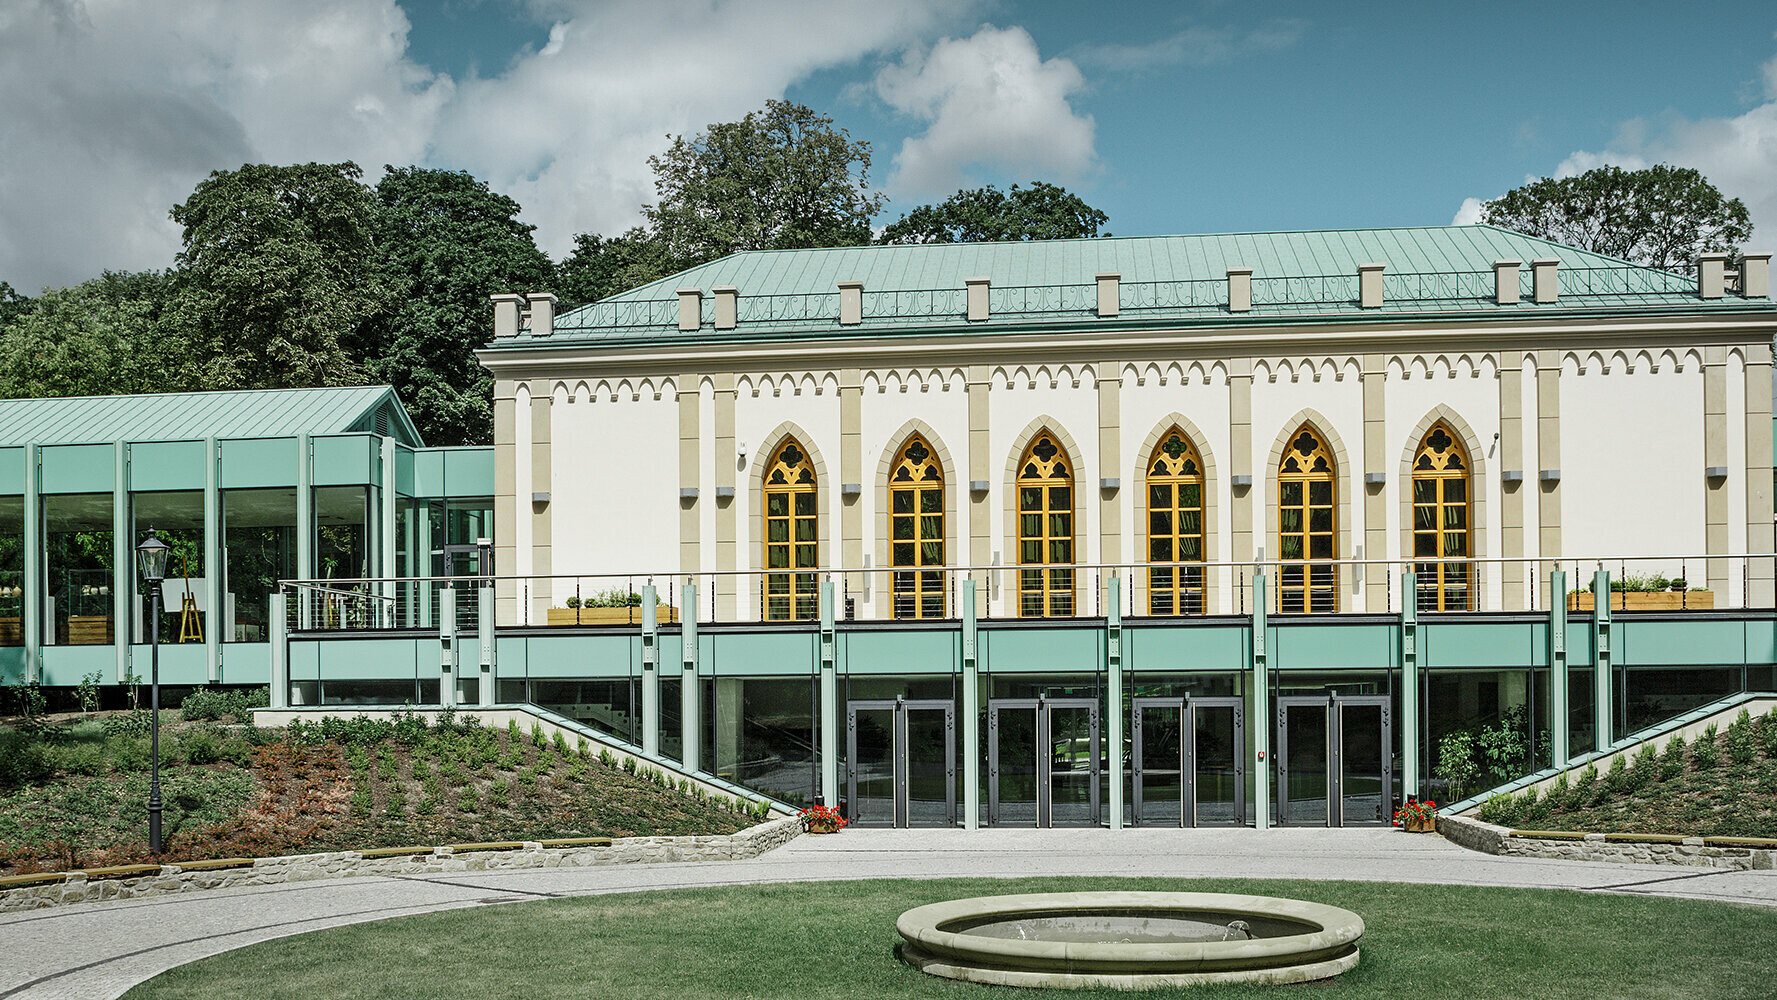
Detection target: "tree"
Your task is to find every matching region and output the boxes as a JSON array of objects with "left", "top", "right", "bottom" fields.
[
  {"left": 361, "top": 167, "right": 554, "bottom": 446},
  {"left": 555, "top": 228, "right": 676, "bottom": 304},
  {"left": 170, "top": 162, "right": 383, "bottom": 389},
  {"left": 0, "top": 281, "right": 31, "bottom": 327},
  {"left": 1481, "top": 164, "right": 1751, "bottom": 274},
  {"left": 878, "top": 182, "right": 1110, "bottom": 245},
  {"left": 0, "top": 272, "right": 195, "bottom": 399},
  {"left": 643, "top": 100, "right": 886, "bottom": 269}
]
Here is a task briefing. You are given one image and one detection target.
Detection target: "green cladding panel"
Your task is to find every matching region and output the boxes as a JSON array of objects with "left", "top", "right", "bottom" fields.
[
  {"left": 444, "top": 448, "right": 494, "bottom": 498},
  {"left": 396, "top": 446, "right": 420, "bottom": 498},
  {"left": 1124, "top": 623, "right": 1247, "bottom": 670},
  {"left": 317, "top": 639, "right": 421, "bottom": 681},
  {"left": 523, "top": 634, "right": 636, "bottom": 678},
  {"left": 837, "top": 629, "right": 959, "bottom": 676},
  {"left": 221, "top": 438, "right": 299, "bottom": 489},
  {"left": 1269, "top": 624, "right": 1395, "bottom": 670},
  {"left": 704, "top": 630, "right": 818, "bottom": 676},
  {"left": 310, "top": 435, "right": 377, "bottom": 486},
  {"left": 1619, "top": 620, "right": 1750, "bottom": 666},
  {"left": 1420, "top": 622, "right": 1542, "bottom": 668},
  {"left": 120, "top": 644, "right": 209, "bottom": 686},
  {"left": 39, "top": 644, "right": 117, "bottom": 686},
  {"left": 1565, "top": 623, "right": 1596, "bottom": 666},
  {"left": 980, "top": 627, "right": 1101, "bottom": 673},
  {"left": 129, "top": 440, "right": 207, "bottom": 492},
  {"left": 39, "top": 444, "right": 115, "bottom": 494},
  {"left": 0, "top": 446, "right": 23, "bottom": 494}
]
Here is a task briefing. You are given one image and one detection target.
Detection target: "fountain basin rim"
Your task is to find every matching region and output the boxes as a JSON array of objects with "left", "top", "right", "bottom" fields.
[{"left": 897, "top": 891, "right": 1364, "bottom": 975}]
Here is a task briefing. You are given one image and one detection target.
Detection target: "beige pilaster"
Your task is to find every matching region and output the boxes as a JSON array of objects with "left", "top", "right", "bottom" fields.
[
  {"left": 678, "top": 375, "right": 701, "bottom": 584},
  {"left": 1745, "top": 344, "right": 1775, "bottom": 605},
  {"left": 528, "top": 380, "right": 553, "bottom": 622},
  {"left": 1535, "top": 350, "right": 1561, "bottom": 606},
  {"left": 1498, "top": 355, "right": 1526, "bottom": 610},
  {"left": 840, "top": 368, "right": 863, "bottom": 601},
  {"left": 967, "top": 365, "right": 991, "bottom": 611},
  {"left": 1227, "top": 359, "right": 1254, "bottom": 608},
  {"left": 713, "top": 374, "right": 738, "bottom": 619},
  {"left": 1361, "top": 354, "right": 1388, "bottom": 611},
  {"left": 1097, "top": 361, "right": 1121, "bottom": 609},
  {"left": 493, "top": 379, "right": 518, "bottom": 625},
  {"left": 1704, "top": 348, "right": 1730, "bottom": 592}
]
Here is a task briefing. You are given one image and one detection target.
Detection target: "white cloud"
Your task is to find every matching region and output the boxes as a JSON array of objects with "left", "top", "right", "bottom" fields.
[
  {"left": 1450, "top": 197, "right": 1484, "bottom": 227},
  {"left": 1075, "top": 19, "right": 1306, "bottom": 73},
  {"left": 0, "top": 0, "right": 972, "bottom": 290},
  {"left": 1454, "top": 50, "right": 1777, "bottom": 246},
  {"left": 871, "top": 25, "right": 1097, "bottom": 198}
]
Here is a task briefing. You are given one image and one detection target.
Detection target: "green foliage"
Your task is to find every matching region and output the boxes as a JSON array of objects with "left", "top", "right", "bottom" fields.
[
  {"left": 104, "top": 734, "right": 150, "bottom": 773},
  {"left": 77, "top": 671, "right": 103, "bottom": 715},
  {"left": 1692, "top": 724, "right": 1719, "bottom": 770},
  {"left": 1660, "top": 735, "right": 1689, "bottom": 780},
  {"left": 358, "top": 167, "right": 552, "bottom": 446},
  {"left": 598, "top": 748, "right": 615, "bottom": 768},
  {"left": 180, "top": 688, "right": 228, "bottom": 722},
  {"left": 643, "top": 100, "right": 885, "bottom": 269},
  {"left": 102, "top": 710, "right": 154, "bottom": 738},
  {"left": 1476, "top": 793, "right": 1518, "bottom": 826},
  {"left": 1726, "top": 710, "right": 1756, "bottom": 766},
  {"left": 879, "top": 182, "right": 1109, "bottom": 244},
  {"left": 1761, "top": 710, "right": 1777, "bottom": 756},
  {"left": 1604, "top": 752, "right": 1629, "bottom": 793},
  {"left": 1482, "top": 164, "right": 1752, "bottom": 274},
  {"left": 530, "top": 722, "right": 546, "bottom": 749},
  {"left": 0, "top": 271, "right": 195, "bottom": 400},
  {"left": 1434, "top": 706, "right": 1539, "bottom": 801},
  {"left": 44, "top": 740, "right": 106, "bottom": 777},
  {"left": 456, "top": 787, "right": 479, "bottom": 814},
  {"left": 551, "top": 731, "right": 570, "bottom": 755},
  {"left": 1628, "top": 743, "right": 1658, "bottom": 791},
  {"left": 554, "top": 227, "right": 674, "bottom": 304},
  {"left": 180, "top": 726, "right": 221, "bottom": 766}
]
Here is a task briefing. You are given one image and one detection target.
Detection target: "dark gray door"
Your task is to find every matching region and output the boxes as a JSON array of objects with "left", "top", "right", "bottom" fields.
[
  {"left": 988, "top": 696, "right": 1101, "bottom": 827},
  {"left": 845, "top": 698, "right": 955, "bottom": 828},
  {"left": 1132, "top": 696, "right": 1246, "bottom": 827},
  {"left": 1275, "top": 694, "right": 1391, "bottom": 827}
]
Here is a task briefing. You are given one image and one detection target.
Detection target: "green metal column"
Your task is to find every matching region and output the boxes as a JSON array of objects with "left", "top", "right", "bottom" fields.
[
  {"left": 476, "top": 584, "right": 494, "bottom": 705},
  {"left": 960, "top": 580, "right": 979, "bottom": 829},
  {"left": 111, "top": 442, "right": 129, "bottom": 682},
  {"left": 204, "top": 437, "right": 220, "bottom": 683},
  {"left": 681, "top": 583, "right": 700, "bottom": 772},
  {"left": 378, "top": 438, "right": 396, "bottom": 624},
  {"left": 295, "top": 434, "right": 313, "bottom": 630},
  {"left": 820, "top": 580, "right": 838, "bottom": 807},
  {"left": 268, "top": 593, "right": 287, "bottom": 709},
  {"left": 1593, "top": 569, "right": 1613, "bottom": 750},
  {"left": 439, "top": 585, "right": 457, "bottom": 708},
  {"left": 23, "top": 446, "right": 40, "bottom": 683},
  {"left": 1106, "top": 577, "right": 1124, "bottom": 830},
  {"left": 1251, "top": 571, "right": 1270, "bottom": 830},
  {"left": 1549, "top": 570, "right": 1569, "bottom": 765},
  {"left": 641, "top": 584, "right": 659, "bottom": 756},
  {"left": 1400, "top": 571, "right": 1419, "bottom": 796}
]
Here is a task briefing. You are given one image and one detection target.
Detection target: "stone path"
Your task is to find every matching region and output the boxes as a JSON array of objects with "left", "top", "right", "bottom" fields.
[{"left": 2, "top": 827, "right": 1773, "bottom": 1000}]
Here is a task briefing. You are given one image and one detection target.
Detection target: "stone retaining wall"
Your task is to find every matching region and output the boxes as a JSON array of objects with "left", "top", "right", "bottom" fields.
[
  {"left": 1438, "top": 814, "right": 1775, "bottom": 870},
  {"left": 0, "top": 815, "right": 804, "bottom": 912}
]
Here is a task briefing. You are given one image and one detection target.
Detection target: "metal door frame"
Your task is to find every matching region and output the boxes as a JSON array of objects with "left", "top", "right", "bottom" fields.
[
  {"left": 1132, "top": 695, "right": 1246, "bottom": 827},
  {"left": 987, "top": 695, "right": 1101, "bottom": 827},
  {"left": 1274, "top": 693, "right": 1391, "bottom": 827},
  {"left": 844, "top": 697, "right": 956, "bottom": 828}
]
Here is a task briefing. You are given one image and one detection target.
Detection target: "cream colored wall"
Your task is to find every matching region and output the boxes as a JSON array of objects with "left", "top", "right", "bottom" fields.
[
  {"left": 1558, "top": 354, "right": 1706, "bottom": 582},
  {"left": 548, "top": 379, "right": 680, "bottom": 582}
]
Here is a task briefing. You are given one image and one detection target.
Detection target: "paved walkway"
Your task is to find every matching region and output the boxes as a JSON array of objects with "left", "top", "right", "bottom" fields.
[{"left": 2, "top": 827, "right": 1774, "bottom": 999}]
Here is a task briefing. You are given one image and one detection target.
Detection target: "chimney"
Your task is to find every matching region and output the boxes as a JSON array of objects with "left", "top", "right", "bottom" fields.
[
  {"left": 713, "top": 286, "right": 738, "bottom": 330},
  {"left": 1493, "top": 260, "right": 1521, "bottom": 305},
  {"left": 1740, "top": 253, "right": 1771, "bottom": 299},
  {"left": 1358, "top": 263, "right": 1385, "bottom": 309},
  {"left": 838, "top": 280, "right": 863, "bottom": 325},
  {"left": 1227, "top": 266, "right": 1253, "bottom": 313},
  {"left": 1697, "top": 253, "right": 1728, "bottom": 299},
  {"left": 1532, "top": 258, "right": 1559, "bottom": 303},
  {"left": 677, "top": 288, "right": 704, "bottom": 331},
  {"left": 1095, "top": 272, "right": 1120, "bottom": 317},
  {"left": 965, "top": 277, "right": 990, "bottom": 321},
  {"left": 524, "top": 292, "right": 557, "bottom": 337},
  {"left": 491, "top": 293, "right": 524, "bottom": 338}
]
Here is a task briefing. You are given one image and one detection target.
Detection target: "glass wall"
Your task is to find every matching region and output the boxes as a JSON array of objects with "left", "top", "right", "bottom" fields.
[
  {"left": 702, "top": 677, "right": 818, "bottom": 807},
  {"left": 314, "top": 486, "right": 374, "bottom": 581},
  {"left": 1623, "top": 665, "right": 1740, "bottom": 736},
  {"left": 531, "top": 678, "right": 640, "bottom": 744},
  {"left": 0, "top": 497, "right": 22, "bottom": 646},
  {"left": 1424, "top": 668, "right": 1535, "bottom": 801},
  {"left": 221, "top": 488, "right": 297, "bottom": 642},
  {"left": 132, "top": 490, "right": 204, "bottom": 645},
  {"left": 43, "top": 493, "right": 113, "bottom": 645}
]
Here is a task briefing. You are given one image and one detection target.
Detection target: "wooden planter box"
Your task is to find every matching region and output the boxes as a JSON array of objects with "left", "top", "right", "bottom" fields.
[
  {"left": 1568, "top": 590, "right": 1714, "bottom": 611},
  {"left": 0, "top": 617, "right": 20, "bottom": 646},
  {"left": 66, "top": 615, "right": 114, "bottom": 645},
  {"left": 545, "top": 606, "right": 681, "bottom": 626}
]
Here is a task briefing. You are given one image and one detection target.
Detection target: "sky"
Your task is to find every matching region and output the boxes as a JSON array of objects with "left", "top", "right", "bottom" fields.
[{"left": 3, "top": 0, "right": 1777, "bottom": 292}]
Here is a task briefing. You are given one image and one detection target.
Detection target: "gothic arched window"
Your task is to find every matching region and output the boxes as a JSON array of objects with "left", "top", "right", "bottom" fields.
[
  {"left": 1016, "top": 432, "right": 1075, "bottom": 617},
  {"left": 889, "top": 435, "right": 946, "bottom": 619},
  {"left": 1278, "top": 426, "right": 1337, "bottom": 612},
  {"left": 763, "top": 439, "right": 818, "bottom": 621},
  {"left": 1146, "top": 428, "right": 1206, "bottom": 615},
  {"left": 1412, "top": 423, "right": 1471, "bottom": 611}
]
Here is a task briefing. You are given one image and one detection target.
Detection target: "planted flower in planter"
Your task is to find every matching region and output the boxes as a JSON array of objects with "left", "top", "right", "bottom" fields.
[
  {"left": 800, "top": 804, "right": 847, "bottom": 834},
  {"left": 1393, "top": 796, "right": 1437, "bottom": 833}
]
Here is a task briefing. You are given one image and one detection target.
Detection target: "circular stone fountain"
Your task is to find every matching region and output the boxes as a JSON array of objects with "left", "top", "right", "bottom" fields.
[{"left": 896, "top": 891, "right": 1363, "bottom": 990}]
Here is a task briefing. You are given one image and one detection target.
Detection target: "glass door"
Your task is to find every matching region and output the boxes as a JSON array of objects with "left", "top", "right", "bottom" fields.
[
  {"left": 1336, "top": 696, "right": 1391, "bottom": 827},
  {"left": 1276, "top": 697, "right": 1330, "bottom": 826},
  {"left": 1131, "top": 697, "right": 1184, "bottom": 826},
  {"left": 1044, "top": 698, "right": 1101, "bottom": 827},
  {"left": 845, "top": 702, "right": 896, "bottom": 827},
  {"left": 1191, "top": 697, "right": 1246, "bottom": 826},
  {"left": 987, "top": 700, "right": 1039, "bottom": 826},
  {"left": 846, "top": 698, "right": 956, "bottom": 828}
]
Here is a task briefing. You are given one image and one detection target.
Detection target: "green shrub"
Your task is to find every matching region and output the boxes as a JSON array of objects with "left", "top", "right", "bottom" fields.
[
  {"left": 351, "top": 782, "right": 373, "bottom": 817},
  {"left": 1573, "top": 764, "right": 1599, "bottom": 790},
  {"left": 180, "top": 688, "right": 228, "bottom": 722},
  {"left": 1477, "top": 793, "right": 1518, "bottom": 826},
  {"left": 1726, "top": 710, "right": 1756, "bottom": 766},
  {"left": 530, "top": 722, "right": 546, "bottom": 749},
  {"left": 507, "top": 718, "right": 522, "bottom": 740},
  {"left": 488, "top": 779, "right": 510, "bottom": 807},
  {"left": 180, "top": 727, "right": 221, "bottom": 766},
  {"left": 1692, "top": 725, "right": 1720, "bottom": 770},
  {"left": 1628, "top": 744, "right": 1658, "bottom": 791},
  {"left": 220, "top": 735, "right": 254, "bottom": 767},
  {"left": 77, "top": 671, "right": 104, "bottom": 715},
  {"left": 457, "top": 787, "right": 479, "bottom": 813},
  {"left": 599, "top": 748, "right": 615, "bottom": 768},
  {"left": 622, "top": 756, "right": 638, "bottom": 775},
  {"left": 1604, "top": 753, "right": 1628, "bottom": 792},
  {"left": 1659, "top": 736, "right": 1688, "bottom": 780},
  {"left": 552, "top": 731, "right": 570, "bottom": 754},
  {"left": 1543, "top": 773, "right": 1570, "bottom": 810},
  {"left": 101, "top": 710, "right": 154, "bottom": 738},
  {"left": 416, "top": 794, "right": 437, "bottom": 815},
  {"left": 1759, "top": 710, "right": 1777, "bottom": 755},
  {"left": 45, "top": 740, "right": 107, "bottom": 777},
  {"left": 518, "top": 768, "right": 538, "bottom": 791}
]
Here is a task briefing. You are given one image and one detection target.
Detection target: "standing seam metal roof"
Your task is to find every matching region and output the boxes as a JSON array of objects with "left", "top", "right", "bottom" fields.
[{"left": 0, "top": 386, "right": 421, "bottom": 447}]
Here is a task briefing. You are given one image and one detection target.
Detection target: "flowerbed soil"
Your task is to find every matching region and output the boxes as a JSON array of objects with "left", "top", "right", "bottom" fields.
[
  {"left": 1477, "top": 706, "right": 1777, "bottom": 837},
  {"left": 0, "top": 713, "right": 754, "bottom": 874}
]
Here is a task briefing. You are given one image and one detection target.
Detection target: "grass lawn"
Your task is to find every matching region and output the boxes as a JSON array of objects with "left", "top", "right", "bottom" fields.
[{"left": 124, "top": 876, "right": 1777, "bottom": 1000}]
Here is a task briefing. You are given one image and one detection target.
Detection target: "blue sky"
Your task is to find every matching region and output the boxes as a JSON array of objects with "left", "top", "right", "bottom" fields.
[{"left": 4, "top": 1, "right": 1776, "bottom": 289}]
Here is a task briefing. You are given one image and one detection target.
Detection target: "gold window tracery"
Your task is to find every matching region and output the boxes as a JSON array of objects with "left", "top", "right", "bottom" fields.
[
  {"left": 1016, "top": 433, "right": 1074, "bottom": 617},
  {"left": 763, "top": 439, "right": 818, "bottom": 621},
  {"left": 1277, "top": 426, "right": 1337, "bottom": 612},
  {"left": 889, "top": 435, "right": 946, "bottom": 618},
  {"left": 1146, "top": 428, "right": 1206, "bottom": 615},
  {"left": 1412, "top": 423, "right": 1471, "bottom": 611}
]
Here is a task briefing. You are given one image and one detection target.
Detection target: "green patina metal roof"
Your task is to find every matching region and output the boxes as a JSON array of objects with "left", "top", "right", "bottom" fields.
[
  {"left": 513, "top": 225, "right": 1772, "bottom": 347},
  {"left": 0, "top": 386, "right": 422, "bottom": 448}
]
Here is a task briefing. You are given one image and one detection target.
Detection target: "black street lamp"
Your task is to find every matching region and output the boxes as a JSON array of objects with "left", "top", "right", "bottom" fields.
[{"left": 136, "top": 529, "right": 170, "bottom": 854}]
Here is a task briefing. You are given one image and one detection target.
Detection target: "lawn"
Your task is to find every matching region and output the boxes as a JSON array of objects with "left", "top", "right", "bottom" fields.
[
  {"left": 124, "top": 876, "right": 1777, "bottom": 1000},
  {"left": 1477, "top": 706, "right": 1777, "bottom": 836},
  {"left": 0, "top": 707, "right": 758, "bottom": 873}
]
